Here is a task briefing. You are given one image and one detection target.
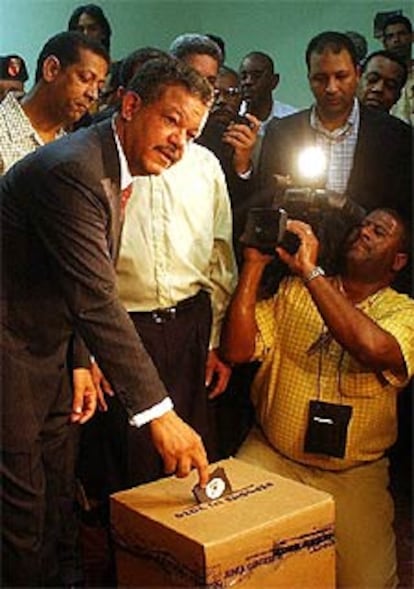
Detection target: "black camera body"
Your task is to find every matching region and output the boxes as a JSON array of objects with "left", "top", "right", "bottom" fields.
[{"left": 240, "top": 208, "right": 300, "bottom": 254}]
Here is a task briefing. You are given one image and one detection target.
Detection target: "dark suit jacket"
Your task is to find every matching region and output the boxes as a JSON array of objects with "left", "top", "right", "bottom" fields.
[
  {"left": 257, "top": 105, "right": 412, "bottom": 221},
  {"left": 197, "top": 119, "right": 254, "bottom": 267},
  {"left": 1, "top": 119, "right": 167, "bottom": 449}
]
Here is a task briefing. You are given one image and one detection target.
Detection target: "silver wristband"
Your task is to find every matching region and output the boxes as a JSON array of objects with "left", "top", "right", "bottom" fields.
[{"left": 303, "top": 266, "right": 325, "bottom": 284}]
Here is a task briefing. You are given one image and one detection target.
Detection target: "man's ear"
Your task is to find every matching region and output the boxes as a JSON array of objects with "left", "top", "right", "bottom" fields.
[
  {"left": 392, "top": 252, "right": 408, "bottom": 273},
  {"left": 42, "top": 55, "right": 61, "bottom": 82},
  {"left": 120, "top": 91, "right": 142, "bottom": 121},
  {"left": 271, "top": 73, "right": 280, "bottom": 91}
]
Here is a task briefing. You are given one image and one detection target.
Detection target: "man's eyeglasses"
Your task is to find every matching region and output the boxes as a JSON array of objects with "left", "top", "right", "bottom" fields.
[{"left": 214, "top": 87, "right": 241, "bottom": 100}]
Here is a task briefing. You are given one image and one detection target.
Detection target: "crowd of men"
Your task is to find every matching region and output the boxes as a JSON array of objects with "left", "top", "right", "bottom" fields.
[{"left": 1, "top": 5, "right": 413, "bottom": 588}]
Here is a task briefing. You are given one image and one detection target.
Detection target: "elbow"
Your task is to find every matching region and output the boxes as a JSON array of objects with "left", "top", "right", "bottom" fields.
[{"left": 220, "top": 338, "right": 255, "bottom": 365}]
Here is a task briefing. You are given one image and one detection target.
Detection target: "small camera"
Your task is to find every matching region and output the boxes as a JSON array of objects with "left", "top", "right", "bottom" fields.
[
  {"left": 240, "top": 208, "right": 301, "bottom": 254},
  {"left": 233, "top": 99, "right": 254, "bottom": 128}
]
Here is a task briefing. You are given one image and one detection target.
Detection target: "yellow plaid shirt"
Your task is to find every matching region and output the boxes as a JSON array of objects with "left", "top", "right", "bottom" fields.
[{"left": 252, "top": 277, "right": 414, "bottom": 470}]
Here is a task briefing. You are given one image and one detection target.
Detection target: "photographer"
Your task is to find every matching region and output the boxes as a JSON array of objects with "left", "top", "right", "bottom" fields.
[{"left": 221, "top": 208, "right": 414, "bottom": 588}]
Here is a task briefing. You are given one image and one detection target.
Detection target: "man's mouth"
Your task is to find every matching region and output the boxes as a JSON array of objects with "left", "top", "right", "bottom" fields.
[{"left": 156, "top": 147, "right": 178, "bottom": 167}]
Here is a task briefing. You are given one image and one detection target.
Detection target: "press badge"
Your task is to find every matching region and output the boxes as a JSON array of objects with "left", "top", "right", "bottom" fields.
[{"left": 304, "top": 400, "right": 352, "bottom": 458}]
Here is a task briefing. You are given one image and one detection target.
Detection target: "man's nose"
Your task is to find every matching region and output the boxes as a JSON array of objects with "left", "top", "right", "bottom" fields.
[
  {"left": 242, "top": 73, "right": 254, "bottom": 85},
  {"left": 371, "top": 79, "right": 384, "bottom": 93},
  {"left": 170, "top": 128, "right": 187, "bottom": 148},
  {"left": 326, "top": 77, "right": 339, "bottom": 93},
  {"left": 85, "top": 82, "right": 100, "bottom": 102}
]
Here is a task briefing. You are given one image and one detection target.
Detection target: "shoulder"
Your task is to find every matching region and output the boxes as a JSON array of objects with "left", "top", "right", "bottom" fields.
[
  {"left": 264, "top": 109, "right": 311, "bottom": 140},
  {"left": 175, "top": 141, "right": 225, "bottom": 179},
  {"left": 359, "top": 105, "right": 411, "bottom": 139}
]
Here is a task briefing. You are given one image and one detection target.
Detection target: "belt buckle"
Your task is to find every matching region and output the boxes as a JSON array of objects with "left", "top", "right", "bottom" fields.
[{"left": 151, "top": 307, "right": 177, "bottom": 324}]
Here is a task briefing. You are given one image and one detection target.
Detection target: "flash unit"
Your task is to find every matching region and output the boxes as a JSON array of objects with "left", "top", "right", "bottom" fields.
[{"left": 297, "top": 146, "right": 327, "bottom": 181}]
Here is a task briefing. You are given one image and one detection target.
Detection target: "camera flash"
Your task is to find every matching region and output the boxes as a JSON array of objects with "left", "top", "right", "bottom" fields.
[{"left": 297, "top": 146, "right": 327, "bottom": 180}]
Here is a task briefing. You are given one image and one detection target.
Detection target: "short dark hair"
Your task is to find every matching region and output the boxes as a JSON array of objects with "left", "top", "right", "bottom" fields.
[
  {"left": 206, "top": 34, "right": 226, "bottom": 61},
  {"left": 345, "top": 31, "right": 368, "bottom": 62},
  {"left": 306, "top": 31, "right": 358, "bottom": 70},
  {"left": 126, "top": 55, "right": 213, "bottom": 107},
  {"left": 219, "top": 64, "right": 239, "bottom": 79},
  {"left": 119, "top": 47, "right": 169, "bottom": 87},
  {"left": 169, "top": 33, "right": 223, "bottom": 67},
  {"left": 35, "top": 31, "right": 110, "bottom": 83},
  {"left": 382, "top": 14, "right": 412, "bottom": 36},
  {"left": 68, "top": 3, "right": 112, "bottom": 51},
  {"left": 241, "top": 51, "right": 275, "bottom": 73},
  {"left": 361, "top": 50, "right": 408, "bottom": 88}
]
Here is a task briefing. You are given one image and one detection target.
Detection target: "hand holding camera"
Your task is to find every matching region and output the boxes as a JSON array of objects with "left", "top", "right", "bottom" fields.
[
  {"left": 240, "top": 208, "right": 301, "bottom": 254},
  {"left": 222, "top": 101, "right": 260, "bottom": 175},
  {"left": 240, "top": 208, "right": 319, "bottom": 277}
]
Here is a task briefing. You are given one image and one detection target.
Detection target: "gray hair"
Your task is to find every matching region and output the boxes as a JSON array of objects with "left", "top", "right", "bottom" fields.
[
  {"left": 169, "top": 33, "right": 223, "bottom": 66},
  {"left": 126, "top": 55, "right": 213, "bottom": 106}
]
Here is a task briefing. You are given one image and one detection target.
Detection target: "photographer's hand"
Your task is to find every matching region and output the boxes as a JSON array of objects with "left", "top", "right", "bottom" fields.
[
  {"left": 276, "top": 220, "right": 319, "bottom": 278},
  {"left": 222, "top": 113, "right": 260, "bottom": 175}
]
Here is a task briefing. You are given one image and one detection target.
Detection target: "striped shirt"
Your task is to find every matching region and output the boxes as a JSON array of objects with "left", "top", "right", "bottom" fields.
[{"left": 310, "top": 98, "right": 360, "bottom": 194}]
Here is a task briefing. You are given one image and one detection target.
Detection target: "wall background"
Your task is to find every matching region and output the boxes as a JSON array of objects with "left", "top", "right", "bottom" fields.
[{"left": 1, "top": 0, "right": 413, "bottom": 108}]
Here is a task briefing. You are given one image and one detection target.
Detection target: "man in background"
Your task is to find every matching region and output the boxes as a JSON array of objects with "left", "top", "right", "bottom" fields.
[
  {"left": 0, "top": 31, "right": 109, "bottom": 174},
  {"left": 382, "top": 13, "right": 413, "bottom": 125},
  {"left": 0, "top": 54, "right": 28, "bottom": 101},
  {"left": 239, "top": 50, "right": 297, "bottom": 131},
  {"left": 358, "top": 50, "right": 407, "bottom": 114}
]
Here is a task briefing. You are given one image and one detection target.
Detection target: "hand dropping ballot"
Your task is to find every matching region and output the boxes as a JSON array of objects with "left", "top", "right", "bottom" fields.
[{"left": 192, "top": 466, "right": 233, "bottom": 503}]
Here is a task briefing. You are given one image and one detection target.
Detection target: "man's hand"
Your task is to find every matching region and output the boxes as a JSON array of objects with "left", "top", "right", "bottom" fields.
[
  {"left": 149, "top": 410, "right": 209, "bottom": 487},
  {"left": 222, "top": 113, "right": 260, "bottom": 175},
  {"left": 276, "top": 219, "right": 319, "bottom": 277},
  {"left": 71, "top": 367, "right": 98, "bottom": 424},
  {"left": 205, "top": 348, "right": 232, "bottom": 399},
  {"left": 90, "top": 359, "right": 114, "bottom": 412}
]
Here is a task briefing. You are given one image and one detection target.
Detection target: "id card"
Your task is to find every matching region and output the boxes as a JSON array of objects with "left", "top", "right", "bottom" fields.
[{"left": 304, "top": 400, "right": 352, "bottom": 458}]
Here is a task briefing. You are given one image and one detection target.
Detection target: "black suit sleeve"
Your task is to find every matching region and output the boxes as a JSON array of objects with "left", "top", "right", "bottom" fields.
[{"left": 26, "top": 159, "right": 168, "bottom": 418}]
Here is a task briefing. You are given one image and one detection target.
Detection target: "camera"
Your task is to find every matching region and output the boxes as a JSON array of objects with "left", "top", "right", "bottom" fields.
[
  {"left": 240, "top": 208, "right": 300, "bottom": 254},
  {"left": 233, "top": 99, "right": 254, "bottom": 128}
]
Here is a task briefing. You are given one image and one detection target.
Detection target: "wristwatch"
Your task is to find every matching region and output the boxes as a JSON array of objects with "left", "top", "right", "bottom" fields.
[{"left": 303, "top": 266, "right": 326, "bottom": 284}]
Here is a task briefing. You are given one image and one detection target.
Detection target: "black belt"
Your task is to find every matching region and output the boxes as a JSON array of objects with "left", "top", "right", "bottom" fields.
[{"left": 131, "top": 291, "right": 205, "bottom": 324}]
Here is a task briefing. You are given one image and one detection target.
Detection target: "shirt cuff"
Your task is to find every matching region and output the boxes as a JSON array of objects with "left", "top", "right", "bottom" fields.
[
  {"left": 129, "top": 396, "right": 174, "bottom": 428},
  {"left": 237, "top": 165, "right": 253, "bottom": 180}
]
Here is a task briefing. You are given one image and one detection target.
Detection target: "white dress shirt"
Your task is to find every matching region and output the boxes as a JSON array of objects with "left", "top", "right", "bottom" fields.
[{"left": 116, "top": 141, "right": 237, "bottom": 349}]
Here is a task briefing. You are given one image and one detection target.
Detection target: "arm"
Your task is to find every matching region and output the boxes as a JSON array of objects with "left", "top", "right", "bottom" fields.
[
  {"left": 220, "top": 248, "right": 273, "bottom": 364},
  {"left": 206, "top": 162, "right": 238, "bottom": 393},
  {"left": 28, "top": 158, "right": 209, "bottom": 483},
  {"left": 277, "top": 220, "right": 407, "bottom": 377},
  {"left": 150, "top": 410, "right": 209, "bottom": 486}
]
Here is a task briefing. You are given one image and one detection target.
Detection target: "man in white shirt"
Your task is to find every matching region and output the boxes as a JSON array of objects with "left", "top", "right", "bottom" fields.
[{"left": 88, "top": 37, "right": 237, "bottom": 489}]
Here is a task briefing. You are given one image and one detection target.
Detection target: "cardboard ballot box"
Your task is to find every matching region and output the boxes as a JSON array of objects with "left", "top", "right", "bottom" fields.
[{"left": 111, "top": 458, "right": 335, "bottom": 588}]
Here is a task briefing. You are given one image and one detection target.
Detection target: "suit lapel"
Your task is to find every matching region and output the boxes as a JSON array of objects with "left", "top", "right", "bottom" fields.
[{"left": 95, "top": 119, "right": 124, "bottom": 259}]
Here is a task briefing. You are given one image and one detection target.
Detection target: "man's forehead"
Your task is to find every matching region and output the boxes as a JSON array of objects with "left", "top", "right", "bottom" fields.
[
  {"left": 217, "top": 72, "right": 238, "bottom": 87},
  {"left": 241, "top": 56, "right": 270, "bottom": 72},
  {"left": 385, "top": 23, "right": 410, "bottom": 35},
  {"left": 310, "top": 47, "right": 353, "bottom": 64},
  {"left": 365, "top": 210, "right": 399, "bottom": 231},
  {"left": 366, "top": 57, "right": 404, "bottom": 78},
  {"left": 157, "top": 85, "right": 206, "bottom": 112}
]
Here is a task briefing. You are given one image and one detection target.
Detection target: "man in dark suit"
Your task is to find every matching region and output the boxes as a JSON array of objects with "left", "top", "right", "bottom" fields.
[
  {"left": 0, "top": 57, "right": 212, "bottom": 587},
  {"left": 257, "top": 31, "right": 411, "bottom": 286}
]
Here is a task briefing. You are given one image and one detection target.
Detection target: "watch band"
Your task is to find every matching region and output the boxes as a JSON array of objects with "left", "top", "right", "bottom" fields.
[{"left": 303, "top": 266, "right": 326, "bottom": 284}]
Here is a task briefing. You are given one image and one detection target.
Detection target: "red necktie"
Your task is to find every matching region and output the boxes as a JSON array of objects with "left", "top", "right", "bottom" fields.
[{"left": 120, "top": 184, "right": 133, "bottom": 215}]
